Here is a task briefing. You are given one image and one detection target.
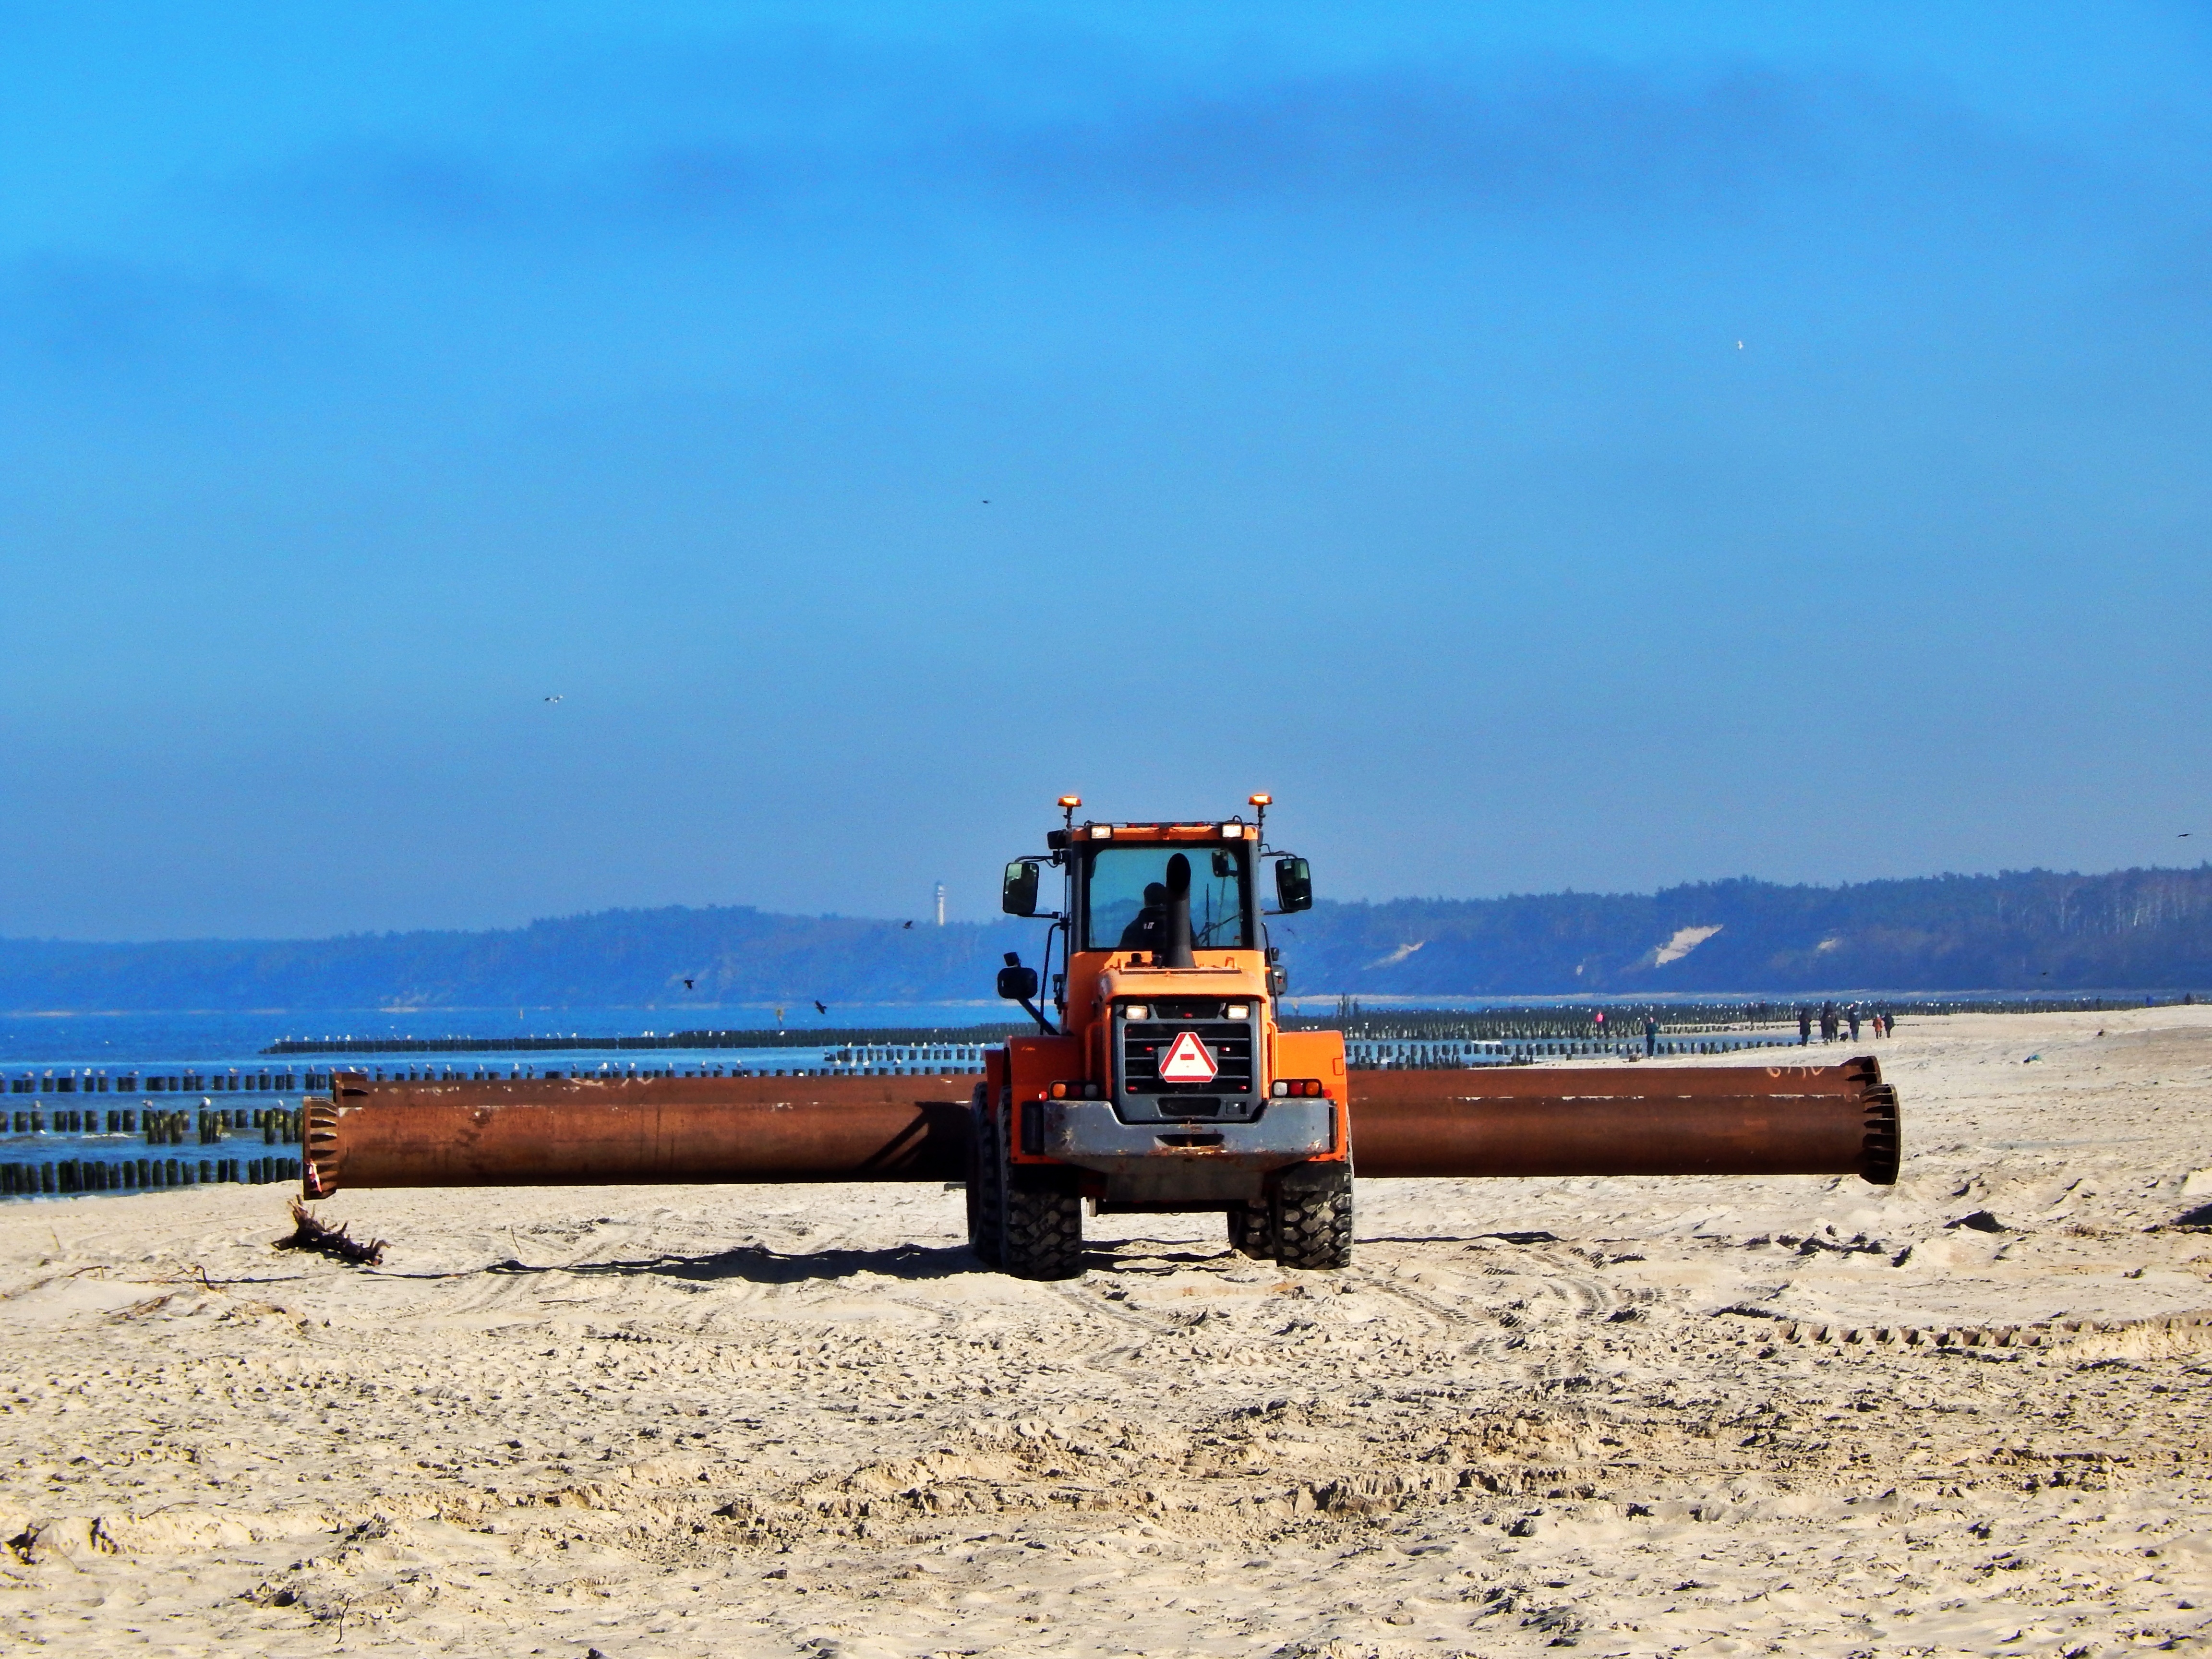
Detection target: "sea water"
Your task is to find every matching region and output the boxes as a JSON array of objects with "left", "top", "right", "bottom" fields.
[{"left": 0, "top": 1003, "right": 1007, "bottom": 1067}]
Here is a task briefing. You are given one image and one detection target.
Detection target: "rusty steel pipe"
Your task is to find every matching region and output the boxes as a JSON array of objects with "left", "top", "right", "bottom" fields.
[
  {"left": 305, "top": 1059, "right": 1897, "bottom": 1196},
  {"left": 1349, "top": 1056, "right": 1886, "bottom": 1101},
  {"left": 1345, "top": 1060, "right": 1899, "bottom": 1183},
  {"left": 304, "top": 1072, "right": 974, "bottom": 1197}
]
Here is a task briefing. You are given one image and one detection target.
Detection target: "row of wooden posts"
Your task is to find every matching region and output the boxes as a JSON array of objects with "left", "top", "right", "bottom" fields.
[
  {"left": 1344, "top": 1034, "right": 1795, "bottom": 1067},
  {"left": 6, "top": 1106, "right": 306, "bottom": 1144},
  {"left": 1, "top": 1154, "right": 305, "bottom": 1198},
  {"left": 6, "top": 1071, "right": 329, "bottom": 1094}
]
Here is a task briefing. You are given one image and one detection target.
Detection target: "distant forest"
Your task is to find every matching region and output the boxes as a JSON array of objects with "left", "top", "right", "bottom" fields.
[
  {"left": 1278, "top": 865, "right": 2212, "bottom": 998},
  {"left": 2, "top": 864, "right": 2208, "bottom": 1012}
]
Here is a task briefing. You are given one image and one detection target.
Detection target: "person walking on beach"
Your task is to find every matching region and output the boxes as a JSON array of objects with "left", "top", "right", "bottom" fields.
[
  {"left": 1848, "top": 1007, "right": 1862, "bottom": 1043},
  {"left": 1644, "top": 1014, "right": 1659, "bottom": 1057},
  {"left": 1798, "top": 1006, "right": 1812, "bottom": 1046},
  {"left": 1820, "top": 1002, "right": 1838, "bottom": 1043}
]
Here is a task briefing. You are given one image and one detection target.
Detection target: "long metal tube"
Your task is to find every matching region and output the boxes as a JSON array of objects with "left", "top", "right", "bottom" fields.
[
  {"left": 306, "top": 1060, "right": 1897, "bottom": 1196},
  {"left": 1343, "top": 1064, "right": 1899, "bottom": 1182},
  {"left": 304, "top": 1073, "right": 974, "bottom": 1196},
  {"left": 1356, "top": 1057, "right": 1887, "bottom": 1100}
]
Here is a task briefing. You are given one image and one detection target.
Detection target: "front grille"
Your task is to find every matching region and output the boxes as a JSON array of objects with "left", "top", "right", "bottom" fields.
[{"left": 1120, "top": 1020, "right": 1256, "bottom": 1098}]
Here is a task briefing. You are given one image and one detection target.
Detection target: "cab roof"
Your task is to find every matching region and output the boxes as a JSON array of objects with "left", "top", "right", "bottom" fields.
[{"left": 1046, "top": 819, "right": 1258, "bottom": 851}]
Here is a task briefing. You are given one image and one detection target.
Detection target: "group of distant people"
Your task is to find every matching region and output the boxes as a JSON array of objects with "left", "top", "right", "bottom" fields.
[{"left": 1796, "top": 1000, "right": 1891, "bottom": 1045}]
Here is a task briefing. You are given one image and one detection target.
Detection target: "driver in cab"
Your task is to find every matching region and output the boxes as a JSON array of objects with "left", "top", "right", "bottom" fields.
[{"left": 1119, "top": 882, "right": 1169, "bottom": 953}]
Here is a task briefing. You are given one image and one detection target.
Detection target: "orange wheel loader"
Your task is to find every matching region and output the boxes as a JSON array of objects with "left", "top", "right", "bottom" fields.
[{"left": 973, "top": 794, "right": 1348, "bottom": 1280}]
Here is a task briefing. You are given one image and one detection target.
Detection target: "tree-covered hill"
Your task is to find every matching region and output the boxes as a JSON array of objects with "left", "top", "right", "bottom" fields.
[
  {"left": 1277, "top": 865, "right": 2212, "bottom": 997},
  {"left": 1, "top": 864, "right": 2207, "bottom": 1012}
]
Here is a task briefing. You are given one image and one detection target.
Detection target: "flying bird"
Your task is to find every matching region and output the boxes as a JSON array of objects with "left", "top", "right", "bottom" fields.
[
  {"left": 813, "top": 1000, "right": 828, "bottom": 1015},
  {"left": 543, "top": 695, "right": 563, "bottom": 703},
  {"left": 902, "top": 920, "right": 914, "bottom": 929},
  {"left": 683, "top": 978, "right": 695, "bottom": 990}
]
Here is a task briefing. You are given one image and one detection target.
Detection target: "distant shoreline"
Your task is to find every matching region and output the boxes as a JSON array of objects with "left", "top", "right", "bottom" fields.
[{"left": 4, "top": 863, "right": 2210, "bottom": 1007}]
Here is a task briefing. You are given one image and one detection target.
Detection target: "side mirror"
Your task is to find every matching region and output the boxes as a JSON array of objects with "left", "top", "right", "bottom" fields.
[
  {"left": 996, "top": 957, "right": 1040, "bottom": 1002},
  {"left": 1274, "top": 856, "right": 1313, "bottom": 914},
  {"left": 1001, "top": 860, "right": 1041, "bottom": 916}
]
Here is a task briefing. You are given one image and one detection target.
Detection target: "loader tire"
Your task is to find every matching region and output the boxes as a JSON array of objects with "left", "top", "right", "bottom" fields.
[
  {"left": 1001, "top": 1172, "right": 1084, "bottom": 1281},
  {"left": 966, "top": 1084, "right": 1003, "bottom": 1270},
  {"left": 1226, "top": 1201, "right": 1273, "bottom": 1260},
  {"left": 1273, "top": 1163, "right": 1352, "bottom": 1271}
]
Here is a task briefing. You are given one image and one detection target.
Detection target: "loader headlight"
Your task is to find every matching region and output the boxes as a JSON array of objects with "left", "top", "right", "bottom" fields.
[{"left": 1122, "top": 1004, "right": 1149, "bottom": 1020}]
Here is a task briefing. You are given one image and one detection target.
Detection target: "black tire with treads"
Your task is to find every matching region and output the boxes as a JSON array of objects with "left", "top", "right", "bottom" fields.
[
  {"left": 966, "top": 1084, "right": 1003, "bottom": 1270},
  {"left": 1273, "top": 1162, "right": 1353, "bottom": 1270},
  {"left": 1226, "top": 1201, "right": 1273, "bottom": 1260},
  {"left": 1001, "top": 1166, "right": 1084, "bottom": 1281},
  {"left": 1002, "top": 1187, "right": 1083, "bottom": 1280}
]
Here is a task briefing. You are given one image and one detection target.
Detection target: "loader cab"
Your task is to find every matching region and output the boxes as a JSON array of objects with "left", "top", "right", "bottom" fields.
[
  {"left": 1076, "top": 835, "right": 1257, "bottom": 955},
  {"left": 999, "top": 808, "right": 1329, "bottom": 1110},
  {"left": 1000, "top": 813, "right": 1308, "bottom": 1037},
  {"left": 1020, "top": 823, "right": 1266, "bottom": 1010}
]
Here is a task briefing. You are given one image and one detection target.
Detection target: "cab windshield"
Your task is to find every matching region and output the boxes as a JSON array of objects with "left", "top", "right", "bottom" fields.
[{"left": 1082, "top": 844, "right": 1251, "bottom": 952}]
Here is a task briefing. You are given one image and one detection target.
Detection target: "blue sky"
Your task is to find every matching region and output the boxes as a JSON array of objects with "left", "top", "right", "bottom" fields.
[{"left": 4, "top": 3, "right": 2210, "bottom": 939}]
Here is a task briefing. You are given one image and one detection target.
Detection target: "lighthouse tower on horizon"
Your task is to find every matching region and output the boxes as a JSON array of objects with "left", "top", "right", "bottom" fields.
[{"left": 934, "top": 883, "right": 945, "bottom": 927}]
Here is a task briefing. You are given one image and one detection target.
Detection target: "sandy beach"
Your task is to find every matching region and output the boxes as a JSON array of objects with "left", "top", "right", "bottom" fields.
[{"left": 2, "top": 1005, "right": 2208, "bottom": 1657}]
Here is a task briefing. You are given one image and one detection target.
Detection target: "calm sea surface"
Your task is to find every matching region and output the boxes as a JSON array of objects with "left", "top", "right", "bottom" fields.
[{"left": 0, "top": 1004, "right": 1012, "bottom": 1070}]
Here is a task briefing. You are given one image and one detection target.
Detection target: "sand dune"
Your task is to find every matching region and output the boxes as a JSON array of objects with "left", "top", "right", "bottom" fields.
[{"left": 3, "top": 1007, "right": 2209, "bottom": 1656}]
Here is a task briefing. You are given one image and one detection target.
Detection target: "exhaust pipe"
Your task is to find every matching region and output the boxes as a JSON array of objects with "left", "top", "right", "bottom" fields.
[{"left": 1161, "top": 853, "right": 1195, "bottom": 968}]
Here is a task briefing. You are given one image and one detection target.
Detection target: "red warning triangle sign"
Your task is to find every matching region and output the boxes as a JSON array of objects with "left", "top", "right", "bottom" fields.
[{"left": 1158, "top": 1030, "right": 1219, "bottom": 1084}]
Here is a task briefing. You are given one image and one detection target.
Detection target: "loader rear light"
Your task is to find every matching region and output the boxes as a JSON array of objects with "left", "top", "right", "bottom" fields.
[
  {"left": 1271, "top": 1079, "right": 1326, "bottom": 1098},
  {"left": 1090, "top": 825, "right": 1113, "bottom": 840},
  {"left": 1048, "top": 1081, "right": 1102, "bottom": 1100},
  {"left": 1226, "top": 1004, "right": 1250, "bottom": 1019},
  {"left": 1121, "top": 1004, "right": 1149, "bottom": 1020}
]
